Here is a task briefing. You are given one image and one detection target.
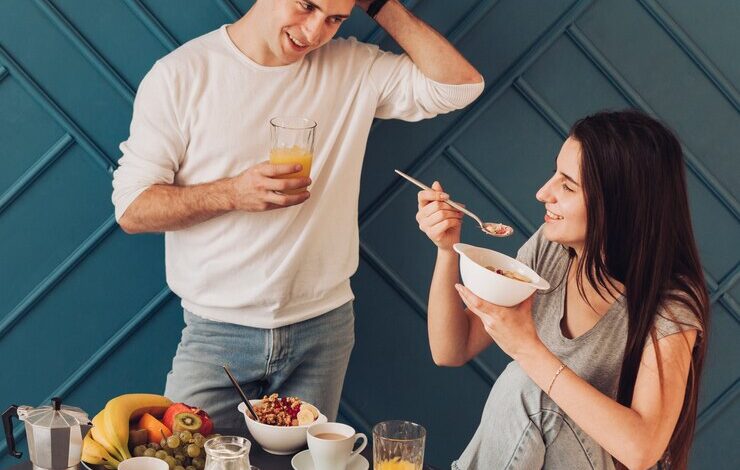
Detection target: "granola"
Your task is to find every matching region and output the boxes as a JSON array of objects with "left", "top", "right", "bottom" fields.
[{"left": 252, "top": 393, "right": 317, "bottom": 427}]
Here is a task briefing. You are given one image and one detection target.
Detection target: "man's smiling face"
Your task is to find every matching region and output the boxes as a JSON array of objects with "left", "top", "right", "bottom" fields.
[{"left": 266, "top": 0, "right": 354, "bottom": 65}]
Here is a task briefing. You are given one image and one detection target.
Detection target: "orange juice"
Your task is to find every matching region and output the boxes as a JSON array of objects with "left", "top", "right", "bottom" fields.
[
  {"left": 375, "top": 458, "right": 420, "bottom": 470},
  {"left": 269, "top": 145, "right": 313, "bottom": 194}
]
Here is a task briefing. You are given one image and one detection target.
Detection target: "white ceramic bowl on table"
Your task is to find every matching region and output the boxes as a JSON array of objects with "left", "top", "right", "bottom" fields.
[
  {"left": 237, "top": 400, "right": 327, "bottom": 455},
  {"left": 453, "top": 243, "right": 550, "bottom": 307}
]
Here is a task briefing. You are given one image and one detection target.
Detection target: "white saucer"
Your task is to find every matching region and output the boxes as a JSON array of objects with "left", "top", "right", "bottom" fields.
[{"left": 291, "top": 449, "right": 369, "bottom": 470}]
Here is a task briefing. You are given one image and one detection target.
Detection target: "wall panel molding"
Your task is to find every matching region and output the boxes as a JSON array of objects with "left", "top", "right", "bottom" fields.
[
  {"left": 122, "top": 0, "right": 179, "bottom": 51},
  {"left": 697, "top": 378, "right": 739, "bottom": 434},
  {"left": 636, "top": 0, "right": 739, "bottom": 113},
  {"left": 566, "top": 25, "right": 740, "bottom": 221},
  {"left": 0, "top": 133, "right": 74, "bottom": 216},
  {"left": 214, "top": 0, "right": 241, "bottom": 22},
  {"left": 359, "top": 240, "right": 500, "bottom": 387},
  {"left": 0, "top": 216, "right": 117, "bottom": 342},
  {"left": 34, "top": 0, "right": 135, "bottom": 104},
  {"left": 0, "top": 46, "right": 116, "bottom": 173}
]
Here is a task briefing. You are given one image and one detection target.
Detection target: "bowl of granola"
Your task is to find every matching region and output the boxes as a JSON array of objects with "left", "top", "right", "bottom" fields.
[
  {"left": 453, "top": 243, "right": 550, "bottom": 307},
  {"left": 237, "top": 394, "right": 327, "bottom": 455}
]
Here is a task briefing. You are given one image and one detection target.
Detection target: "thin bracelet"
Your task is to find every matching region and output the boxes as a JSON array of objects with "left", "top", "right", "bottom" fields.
[
  {"left": 367, "top": 0, "right": 391, "bottom": 19},
  {"left": 546, "top": 363, "right": 567, "bottom": 395}
]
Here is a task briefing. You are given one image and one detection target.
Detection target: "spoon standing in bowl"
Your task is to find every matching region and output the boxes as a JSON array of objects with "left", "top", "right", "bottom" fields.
[
  {"left": 222, "top": 364, "right": 261, "bottom": 423},
  {"left": 394, "top": 169, "right": 513, "bottom": 238}
]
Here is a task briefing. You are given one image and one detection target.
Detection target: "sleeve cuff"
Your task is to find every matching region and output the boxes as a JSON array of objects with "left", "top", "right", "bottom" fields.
[{"left": 427, "top": 77, "right": 485, "bottom": 109}]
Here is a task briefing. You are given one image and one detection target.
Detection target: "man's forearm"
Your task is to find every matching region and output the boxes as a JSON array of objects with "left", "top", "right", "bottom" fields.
[
  {"left": 118, "top": 179, "right": 234, "bottom": 234},
  {"left": 373, "top": 0, "right": 483, "bottom": 84}
]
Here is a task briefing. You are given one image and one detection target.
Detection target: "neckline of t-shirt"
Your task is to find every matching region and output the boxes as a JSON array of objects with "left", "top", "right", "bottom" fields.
[
  {"left": 554, "top": 260, "right": 625, "bottom": 344},
  {"left": 219, "top": 24, "right": 304, "bottom": 72}
]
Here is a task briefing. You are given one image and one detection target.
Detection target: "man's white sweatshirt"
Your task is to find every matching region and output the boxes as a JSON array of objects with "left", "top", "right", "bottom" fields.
[{"left": 112, "top": 25, "right": 484, "bottom": 328}]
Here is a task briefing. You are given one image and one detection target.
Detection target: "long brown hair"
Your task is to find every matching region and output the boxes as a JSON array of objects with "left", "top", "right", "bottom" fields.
[{"left": 569, "top": 110, "right": 709, "bottom": 469}]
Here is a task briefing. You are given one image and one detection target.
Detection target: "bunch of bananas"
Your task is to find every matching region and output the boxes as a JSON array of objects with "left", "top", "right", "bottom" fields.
[{"left": 82, "top": 394, "right": 172, "bottom": 468}]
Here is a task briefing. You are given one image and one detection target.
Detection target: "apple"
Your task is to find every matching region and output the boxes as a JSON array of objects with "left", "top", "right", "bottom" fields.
[{"left": 162, "top": 403, "right": 214, "bottom": 436}]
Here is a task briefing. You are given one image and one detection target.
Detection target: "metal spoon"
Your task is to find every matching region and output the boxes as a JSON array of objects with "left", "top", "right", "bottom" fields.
[
  {"left": 222, "top": 364, "right": 261, "bottom": 423},
  {"left": 395, "top": 169, "right": 514, "bottom": 238}
]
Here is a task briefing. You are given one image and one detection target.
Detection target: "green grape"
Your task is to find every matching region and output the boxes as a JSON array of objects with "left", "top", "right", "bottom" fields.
[
  {"left": 167, "top": 436, "right": 181, "bottom": 449},
  {"left": 191, "top": 457, "right": 205, "bottom": 470},
  {"left": 174, "top": 466, "right": 186, "bottom": 470},
  {"left": 186, "top": 466, "right": 196, "bottom": 470},
  {"left": 143, "top": 448, "right": 157, "bottom": 458},
  {"left": 192, "top": 434, "right": 206, "bottom": 447},
  {"left": 186, "top": 444, "right": 201, "bottom": 458},
  {"left": 160, "top": 438, "right": 168, "bottom": 448},
  {"left": 155, "top": 450, "right": 168, "bottom": 460},
  {"left": 133, "top": 445, "right": 147, "bottom": 457},
  {"left": 164, "top": 456, "right": 177, "bottom": 470},
  {"left": 151, "top": 442, "right": 162, "bottom": 451},
  {"left": 179, "top": 431, "right": 192, "bottom": 443},
  {"left": 174, "top": 453, "right": 186, "bottom": 463}
]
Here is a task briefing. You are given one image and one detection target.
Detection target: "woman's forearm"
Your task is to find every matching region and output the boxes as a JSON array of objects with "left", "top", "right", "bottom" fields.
[
  {"left": 427, "top": 249, "right": 471, "bottom": 366},
  {"left": 516, "top": 344, "right": 656, "bottom": 469}
]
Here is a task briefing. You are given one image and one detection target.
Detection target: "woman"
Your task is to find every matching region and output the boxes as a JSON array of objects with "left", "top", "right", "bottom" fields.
[{"left": 416, "top": 110, "right": 708, "bottom": 469}]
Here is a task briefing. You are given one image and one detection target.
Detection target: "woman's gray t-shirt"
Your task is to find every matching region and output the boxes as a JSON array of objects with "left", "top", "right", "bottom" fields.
[{"left": 453, "top": 227, "right": 702, "bottom": 468}]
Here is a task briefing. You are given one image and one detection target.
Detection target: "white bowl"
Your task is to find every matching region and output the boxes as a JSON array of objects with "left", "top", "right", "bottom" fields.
[
  {"left": 117, "top": 457, "right": 168, "bottom": 470},
  {"left": 238, "top": 400, "right": 327, "bottom": 455},
  {"left": 453, "top": 243, "right": 550, "bottom": 307}
]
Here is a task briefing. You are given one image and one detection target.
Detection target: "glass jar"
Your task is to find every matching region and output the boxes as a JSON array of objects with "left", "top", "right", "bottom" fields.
[{"left": 204, "top": 436, "right": 252, "bottom": 470}]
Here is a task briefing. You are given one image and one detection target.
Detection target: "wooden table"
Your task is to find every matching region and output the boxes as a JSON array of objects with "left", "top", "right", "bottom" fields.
[{"left": 4, "top": 427, "right": 437, "bottom": 470}]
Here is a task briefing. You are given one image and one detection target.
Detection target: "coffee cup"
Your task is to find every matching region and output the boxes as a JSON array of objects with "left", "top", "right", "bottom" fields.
[{"left": 307, "top": 422, "right": 367, "bottom": 470}]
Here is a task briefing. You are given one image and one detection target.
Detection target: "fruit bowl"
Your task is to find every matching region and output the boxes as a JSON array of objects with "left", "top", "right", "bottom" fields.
[
  {"left": 238, "top": 400, "right": 327, "bottom": 455},
  {"left": 453, "top": 243, "right": 550, "bottom": 306}
]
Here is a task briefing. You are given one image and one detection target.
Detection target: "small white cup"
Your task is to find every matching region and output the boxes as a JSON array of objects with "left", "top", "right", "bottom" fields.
[
  {"left": 307, "top": 422, "right": 367, "bottom": 470},
  {"left": 118, "top": 457, "right": 169, "bottom": 470}
]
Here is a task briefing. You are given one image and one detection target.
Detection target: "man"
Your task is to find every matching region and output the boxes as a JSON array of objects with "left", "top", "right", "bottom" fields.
[{"left": 112, "top": 0, "right": 483, "bottom": 428}]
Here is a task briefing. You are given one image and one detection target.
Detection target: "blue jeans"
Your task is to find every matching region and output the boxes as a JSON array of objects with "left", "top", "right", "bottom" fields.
[
  {"left": 164, "top": 301, "right": 355, "bottom": 429},
  {"left": 452, "top": 362, "right": 616, "bottom": 470}
]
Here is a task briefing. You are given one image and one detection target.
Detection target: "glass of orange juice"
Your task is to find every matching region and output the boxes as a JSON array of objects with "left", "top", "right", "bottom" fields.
[
  {"left": 373, "top": 421, "right": 426, "bottom": 470},
  {"left": 269, "top": 116, "right": 316, "bottom": 195}
]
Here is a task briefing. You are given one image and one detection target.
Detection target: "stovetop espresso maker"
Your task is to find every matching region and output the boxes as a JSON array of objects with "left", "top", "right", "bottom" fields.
[{"left": 3, "top": 397, "right": 92, "bottom": 470}]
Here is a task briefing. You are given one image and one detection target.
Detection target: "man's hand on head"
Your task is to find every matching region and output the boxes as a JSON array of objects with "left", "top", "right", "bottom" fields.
[{"left": 355, "top": 0, "right": 376, "bottom": 13}]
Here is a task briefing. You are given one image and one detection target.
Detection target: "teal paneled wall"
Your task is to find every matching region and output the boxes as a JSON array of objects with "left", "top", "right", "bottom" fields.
[{"left": 1, "top": 1, "right": 738, "bottom": 468}]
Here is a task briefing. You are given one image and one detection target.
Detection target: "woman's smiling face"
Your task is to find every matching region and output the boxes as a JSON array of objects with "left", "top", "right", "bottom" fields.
[{"left": 536, "top": 137, "right": 588, "bottom": 252}]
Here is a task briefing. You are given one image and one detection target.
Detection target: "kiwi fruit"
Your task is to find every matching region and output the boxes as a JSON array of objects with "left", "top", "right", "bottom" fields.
[{"left": 172, "top": 412, "right": 202, "bottom": 432}]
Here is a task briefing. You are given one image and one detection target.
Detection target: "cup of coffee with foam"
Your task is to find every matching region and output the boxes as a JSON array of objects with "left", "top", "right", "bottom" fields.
[{"left": 307, "top": 422, "right": 367, "bottom": 470}]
